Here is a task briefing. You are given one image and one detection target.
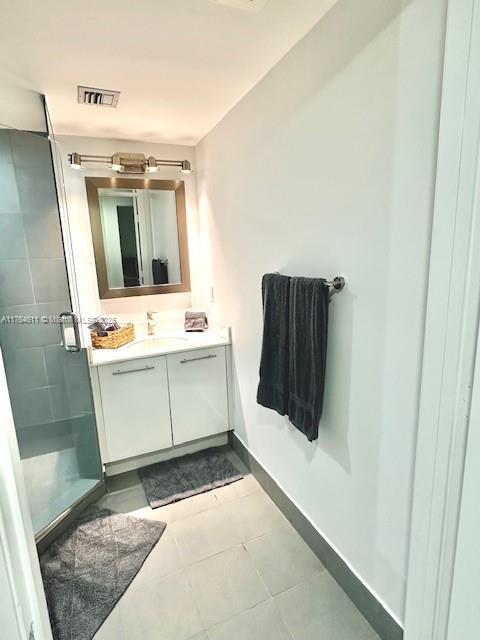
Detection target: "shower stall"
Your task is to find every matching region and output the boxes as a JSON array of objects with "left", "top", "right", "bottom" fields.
[{"left": 0, "top": 97, "right": 103, "bottom": 542}]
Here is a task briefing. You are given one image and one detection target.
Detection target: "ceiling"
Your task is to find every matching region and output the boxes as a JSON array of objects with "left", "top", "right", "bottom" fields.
[{"left": 0, "top": 0, "right": 337, "bottom": 145}]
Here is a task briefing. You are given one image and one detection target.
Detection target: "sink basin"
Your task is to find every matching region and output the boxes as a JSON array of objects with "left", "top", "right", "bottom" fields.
[{"left": 125, "top": 336, "right": 188, "bottom": 351}]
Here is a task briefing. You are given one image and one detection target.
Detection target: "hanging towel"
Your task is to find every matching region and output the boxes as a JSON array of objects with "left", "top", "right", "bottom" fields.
[
  {"left": 152, "top": 259, "right": 169, "bottom": 285},
  {"left": 288, "top": 277, "right": 329, "bottom": 442},
  {"left": 257, "top": 273, "right": 291, "bottom": 417}
]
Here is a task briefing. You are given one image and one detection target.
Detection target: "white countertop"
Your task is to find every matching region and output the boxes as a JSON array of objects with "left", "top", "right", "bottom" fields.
[{"left": 88, "top": 327, "right": 231, "bottom": 367}]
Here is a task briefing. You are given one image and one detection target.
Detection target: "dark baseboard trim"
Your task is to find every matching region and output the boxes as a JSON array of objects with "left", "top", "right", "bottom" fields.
[{"left": 229, "top": 432, "right": 403, "bottom": 640}]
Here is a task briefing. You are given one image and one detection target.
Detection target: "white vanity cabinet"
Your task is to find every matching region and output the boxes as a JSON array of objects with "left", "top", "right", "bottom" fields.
[
  {"left": 94, "top": 344, "right": 230, "bottom": 465},
  {"left": 97, "top": 356, "right": 173, "bottom": 461},
  {"left": 167, "top": 346, "right": 229, "bottom": 445}
]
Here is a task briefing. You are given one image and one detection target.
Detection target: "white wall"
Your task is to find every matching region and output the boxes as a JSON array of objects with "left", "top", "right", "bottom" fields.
[
  {"left": 149, "top": 190, "right": 182, "bottom": 284},
  {"left": 0, "top": 71, "right": 46, "bottom": 133},
  {"left": 195, "top": 0, "right": 447, "bottom": 623},
  {"left": 57, "top": 135, "right": 199, "bottom": 322},
  {"left": 99, "top": 195, "right": 130, "bottom": 289}
]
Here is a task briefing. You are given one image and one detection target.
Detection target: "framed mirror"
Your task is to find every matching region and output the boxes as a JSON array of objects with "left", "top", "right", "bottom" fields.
[{"left": 86, "top": 177, "right": 191, "bottom": 298}]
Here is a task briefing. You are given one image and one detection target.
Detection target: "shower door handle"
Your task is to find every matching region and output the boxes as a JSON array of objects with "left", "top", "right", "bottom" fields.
[{"left": 59, "top": 311, "right": 81, "bottom": 353}]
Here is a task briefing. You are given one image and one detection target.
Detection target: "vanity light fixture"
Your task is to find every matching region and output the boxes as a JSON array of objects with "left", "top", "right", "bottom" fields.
[
  {"left": 146, "top": 156, "right": 159, "bottom": 173},
  {"left": 180, "top": 160, "right": 192, "bottom": 174},
  {"left": 69, "top": 152, "right": 82, "bottom": 169},
  {"left": 110, "top": 154, "right": 123, "bottom": 171},
  {"left": 68, "top": 151, "right": 193, "bottom": 175}
]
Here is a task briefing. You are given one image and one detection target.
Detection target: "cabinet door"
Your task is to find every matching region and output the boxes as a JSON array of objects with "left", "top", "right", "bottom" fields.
[
  {"left": 167, "top": 347, "right": 228, "bottom": 445},
  {"left": 98, "top": 356, "right": 172, "bottom": 461}
]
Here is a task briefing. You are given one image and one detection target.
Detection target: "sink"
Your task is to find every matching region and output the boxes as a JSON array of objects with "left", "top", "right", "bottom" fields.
[{"left": 124, "top": 336, "right": 188, "bottom": 351}]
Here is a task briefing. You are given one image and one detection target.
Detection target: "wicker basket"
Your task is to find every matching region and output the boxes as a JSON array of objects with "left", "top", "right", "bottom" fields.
[{"left": 91, "top": 323, "right": 135, "bottom": 349}]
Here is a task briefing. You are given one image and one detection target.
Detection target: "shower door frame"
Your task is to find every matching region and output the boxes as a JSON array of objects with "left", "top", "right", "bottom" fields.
[
  {"left": 30, "top": 102, "right": 107, "bottom": 549},
  {"left": 0, "top": 100, "right": 106, "bottom": 546},
  {"left": 46, "top": 100, "right": 84, "bottom": 346}
]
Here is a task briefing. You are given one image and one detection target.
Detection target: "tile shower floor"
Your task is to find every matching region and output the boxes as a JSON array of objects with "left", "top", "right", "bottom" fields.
[
  {"left": 94, "top": 451, "right": 380, "bottom": 640},
  {"left": 23, "top": 446, "right": 98, "bottom": 534}
]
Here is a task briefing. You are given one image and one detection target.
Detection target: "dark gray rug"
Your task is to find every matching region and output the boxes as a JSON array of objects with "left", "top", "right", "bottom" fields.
[
  {"left": 40, "top": 505, "right": 166, "bottom": 640},
  {"left": 138, "top": 447, "right": 244, "bottom": 509}
]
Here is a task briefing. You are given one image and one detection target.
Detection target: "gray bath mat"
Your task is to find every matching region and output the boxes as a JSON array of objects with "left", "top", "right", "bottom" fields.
[
  {"left": 40, "top": 505, "right": 166, "bottom": 640},
  {"left": 138, "top": 447, "right": 243, "bottom": 509}
]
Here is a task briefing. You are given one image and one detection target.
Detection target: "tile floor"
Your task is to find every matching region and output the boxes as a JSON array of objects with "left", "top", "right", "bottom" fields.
[{"left": 94, "top": 450, "right": 380, "bottom": 640}]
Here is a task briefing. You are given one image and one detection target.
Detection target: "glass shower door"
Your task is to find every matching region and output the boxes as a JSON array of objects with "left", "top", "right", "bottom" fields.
[{"left": 0, "top": 125, "right": 103, "bottom": 536}]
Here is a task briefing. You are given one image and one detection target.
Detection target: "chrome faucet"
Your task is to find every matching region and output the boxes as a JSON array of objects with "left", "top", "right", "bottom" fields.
[{"left": 147, "top": 311, "right": 157, "bottom": 336}]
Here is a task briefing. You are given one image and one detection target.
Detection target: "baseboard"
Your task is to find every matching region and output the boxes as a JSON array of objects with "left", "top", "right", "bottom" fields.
[{"left": 229, "top": 432, "right": 403, "bottom": 640}]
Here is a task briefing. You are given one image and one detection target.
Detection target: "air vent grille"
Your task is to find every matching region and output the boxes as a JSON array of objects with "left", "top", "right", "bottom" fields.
[{"left": 77, "top": 86, "right": 120, "bottom": 107}]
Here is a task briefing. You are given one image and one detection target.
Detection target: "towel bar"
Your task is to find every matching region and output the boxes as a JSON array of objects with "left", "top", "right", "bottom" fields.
[{"left": 273, "top": 273, "right": 346, "bottom": 298}]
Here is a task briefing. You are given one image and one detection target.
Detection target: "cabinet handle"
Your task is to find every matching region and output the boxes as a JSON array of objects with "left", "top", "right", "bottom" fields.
[
  {"left": 180, "top": 354, "right": 217, "bottom": 364},
  {"left": 112, "top": 365, "right": 155, "bottom": 375}
]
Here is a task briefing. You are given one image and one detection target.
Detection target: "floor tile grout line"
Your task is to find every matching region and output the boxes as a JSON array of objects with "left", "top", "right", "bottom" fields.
[
  {"left": 270, "top": 567, "right": 326, "bottom": 599},
  {"left": 243, "top": 541, "right": 276, "bottom": 603},
  {"left": 270, "top": 593, "right": 299, "bottom": 640},
  {"left": 186, "top": 545, "right": 272, "bottom": 632},
  {"left": 203, "top": 597, "right": 296, "bottom": 640},
  {"left": 241, "top": 518, "right": 306, "bottom": 549},
  {"left": 106, "top": 476, "right": 263, "bottom": 525},
  {"left": 174, "top": 521, "right": 292, "bottom": 569},
  {"left": 169, "top": 520, "right": 185, "bottom": 573},
  {"left": 97, "top": 473, "right": 307, "bottom": 637},
  {"left": 94, "top": 475, "right": 363, "bottom": 640},
  {"left": 184, "top": 566, "right": 208, "bottom": 636},
  {"left": 94, "top": 468, "right": 295, "bottom": 638},
  {"left": 202, "top": 594, "right": 274, "bottom": 636},
  {"left": 241, "top": 530, "right": 328, "bottom": 602},
  {"left": 114, "top": 501, "right": 325, "bottom": 599},
  {"left": 121, "top": 538, "right": 185, "bottom": 589},
  {"left": 178, "top": 541, "right": 246, "bottom": 570}
]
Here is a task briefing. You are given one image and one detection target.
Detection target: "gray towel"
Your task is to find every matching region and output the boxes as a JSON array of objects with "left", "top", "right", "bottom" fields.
[
  {"left": 257, "top": 273, "right": 290, "bottom": 416},
  {"left": 256, "top": 274, "right": 329, "bottom": 442},
  {"left": 288, "top": 277, "right": 329, "bottom": 442},
  {"left": 152, "top": 259, "right": 169, "bottom": 284}
]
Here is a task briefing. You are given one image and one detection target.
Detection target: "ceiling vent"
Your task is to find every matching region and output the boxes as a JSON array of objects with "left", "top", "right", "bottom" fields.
[
  {"left": 211, "top": 0, "right": 270, "bottom": 12},
  {"left": 77, "top": 86, "right": 120, "bottom": 107}
]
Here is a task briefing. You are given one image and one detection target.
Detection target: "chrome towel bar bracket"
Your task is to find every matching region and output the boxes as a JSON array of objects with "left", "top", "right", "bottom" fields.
[{"left": 326, "top": 276, "right": 346, "bottom": 299}]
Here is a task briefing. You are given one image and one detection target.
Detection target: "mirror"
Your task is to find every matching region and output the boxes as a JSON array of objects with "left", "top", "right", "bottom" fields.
[{"left": 86, "top": 178, "right": 190, "bottom": 298}]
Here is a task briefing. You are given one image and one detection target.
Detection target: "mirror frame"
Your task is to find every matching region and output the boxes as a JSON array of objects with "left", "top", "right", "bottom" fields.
[{"left": 85, "top": 177, "right": 191, "bottom": 299}]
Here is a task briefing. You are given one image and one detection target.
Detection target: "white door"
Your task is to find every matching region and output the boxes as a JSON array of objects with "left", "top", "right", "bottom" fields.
[
  {"left": 404, "top": 2, "right": 480, "bottom": 638},
  {"left": 0, "top": 515, "right": 23, "bottom": 640},
  {"left": 98, "top": 356, "right": 173, "bottom": 461},
  {"left": 167, "top": 347, "right": 229, "bottom": 445},
  {"left": 0, "top": 350, "right": 53, "bottom": 640},
  {"left": 446, "top": 333, "right": 480, "bottom": 639}
]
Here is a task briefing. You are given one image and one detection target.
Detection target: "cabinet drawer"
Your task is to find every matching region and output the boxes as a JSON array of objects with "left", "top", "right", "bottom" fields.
[
  {"left": 98, "top": 356, "right": 172, "bottom": 461},
  {"left": 167, "top": 346, "right": 228, "bottom": 445}
]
